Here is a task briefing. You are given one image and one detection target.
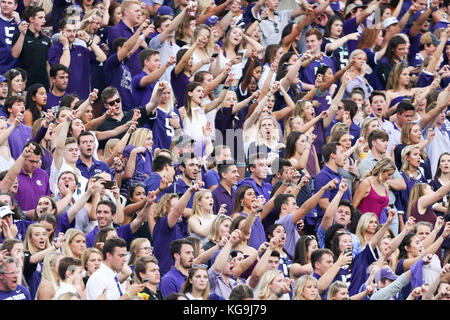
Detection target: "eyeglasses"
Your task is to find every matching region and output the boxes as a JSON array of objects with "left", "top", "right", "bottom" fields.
[
  {"left": 1, "top": 270, "right": 20, "bottom": 276},
  {"left": 106, "top": 98, "right": 121, "bottom": 106}
]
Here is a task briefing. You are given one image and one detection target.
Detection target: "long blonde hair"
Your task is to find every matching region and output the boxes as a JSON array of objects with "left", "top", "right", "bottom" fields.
[
  {"left": 154, "top": 81, "right": 175, "bottom": 111},
  {"left": 401, "top": 145, "right": 421, "bottom": 173},
  {"left": 368, "top": 157, "right": 397, "bottom": 185},
  {"left": 61, "top": 228, "right": 86, "bottom": 258},
  {"left": 191, "top": 24, "right": 214, "bottom": 56},
  {"left": 153, "top": 193, "right": 179, "bottom": 223},
  {"left": 255, "top": 115, "right": 280, "bottom": 147},
  {"left": 355, "top": 213, "right": 378, "bottom": 247},
  {"left": 38, "top": 252, "right": 64, "bottom": 296},
  {"left": 207, "top": 214, "right": 232, "bottom": 243},
  {"left": 406, "top": 183, "right": 428, "bottom": 219},
  {"left": 24, "top": 223, "right": 50, "bottom": 254},
  {"left": 129, "top": 128, "right": 153, "bottom": 147},
  {"left": 128, "top": 238, "right": 150, "bottom": 266},
  {"left": 293, "top": 274, "right": 321, "bottom": 300},
  {"left": 257, "top": 270, "right": 283, "bottom": 300},
  {"left": 191, "top": 189, "right": 213, "bottom": 218}
]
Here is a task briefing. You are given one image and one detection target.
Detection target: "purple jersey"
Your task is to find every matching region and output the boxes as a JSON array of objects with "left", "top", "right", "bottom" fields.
[
  {"left": 146, "top": 106, "right": 182, "bottom": 150},
  {"left": 0, "top": 16, "right": 19, "bottom": 74},
  {"left": 299, "top": 56, "right": 335, "bottom": 85},
  {"left": 104, "top": 53, "right": 135, "bottom": 112},
  {"left": 322, "top": 37, "right": 350, "bottom": 71}
]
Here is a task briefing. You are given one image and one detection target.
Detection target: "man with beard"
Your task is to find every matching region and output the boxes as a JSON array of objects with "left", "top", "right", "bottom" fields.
[
  {"left": 86, "top": 237, "right": 145, "bottom": 300},
  {"left": 11, "top": 6, "right": 52, "bottom": 90},
  {"left": 174, "top": 152, "right": 201, "bottom": 209},
  {"left": 45, "top": 63, "right": 70, "bottom": 114},
  {"left": 104, "top": 19, "right": 154, "bottom": 111},
  {"left": 48, "top": 21, "right": 106, "bottom": 99},
  {"left": 76, "top": 131, "right": 110, "bottom": 179},
  {"left": 0, "top": 256, "right": 31, "bottom": 300},
  {"left": 159, "top": 239, "right": 194, "bottom": 298}
]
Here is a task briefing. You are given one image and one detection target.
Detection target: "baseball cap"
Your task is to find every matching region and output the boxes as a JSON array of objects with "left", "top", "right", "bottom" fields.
[
  {"left": 374, "top": 267, "right": 398, "bottom": 282},
  {"left": 174, "top": 135, "right": 195, "bottom": 147},
  {"left": 0, "top": 75, "right": 6, "bottom": 83},
  {"left": 205, "top": 15, "right": 219, "bottom": 27},
  {"left": 344, "top": 3, "right": 366, "bottom": 17},
  {"left": 382, "top": 17, "right": 399, "bottom": 29},
  {"left": 156, "top": 5, "right": 174, "bottom": 16},
  {"left": 0, "top": 206, "right": 14, "bottom": 219},
  {"left": 420, "top": 32, "right": 440, "bottom": 46}
]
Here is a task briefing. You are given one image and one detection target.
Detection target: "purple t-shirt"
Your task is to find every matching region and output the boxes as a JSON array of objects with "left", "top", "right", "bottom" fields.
[
  {"left": 0, "top": 285, "right": 31, "bottom": 300},
  {"left": 104, "top": 53, "right": 134, "bottom": 112},
  {"left": 7, "top": 123, "right": 31, "bottom": 160},
  {"left": 15, "top": 168, "right": 51, "bottom": 212},
  {"left": 153, "top": 215, "right": 188, "bottom": 277},
  {"left": 239, "top": 212, "right": 267, "bottom": 250},
  {"left": 131, "top": 71, "right": 156, "bottom": 107},
  {"left": 170, "top": 68, "right": 190, "bottom": 108},
  {"left": 44, "top": 90, "right": 66, "bottom": 113},
  {"left": 107, "top": 20, "right": 142, "bottom": 76},
  {"left": 159, "top": 266, "right": 187, "bottom": 298},
  {"left": 48, "top": 42, "right": 96, "bottom": 99},
  {"left": 85, "top": 224, "right": 133, "bottom": 248}
]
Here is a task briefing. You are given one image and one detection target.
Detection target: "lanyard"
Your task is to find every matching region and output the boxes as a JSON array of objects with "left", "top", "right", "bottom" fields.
[{"left": 114, "top": 275, "right": 123, "bottom": 296}]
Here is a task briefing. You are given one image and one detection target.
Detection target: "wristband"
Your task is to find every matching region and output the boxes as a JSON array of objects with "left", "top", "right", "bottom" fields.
[
  {"left": 124, "top": 292, "right": 131, "bottom": 298},
  {"left": 257, "top": 208, "right": 263, "bottom": 213},
  {"left": 62, "top": 46, "right": 69, "bottom": 50},
  {"left": 87, "top": 38, "right": 93, "bottom": 47}
]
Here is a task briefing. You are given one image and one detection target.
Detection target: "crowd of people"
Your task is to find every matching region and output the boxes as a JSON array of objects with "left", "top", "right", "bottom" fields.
[{"left": 0, "top": 0, "right": 449, "bottom": 301}]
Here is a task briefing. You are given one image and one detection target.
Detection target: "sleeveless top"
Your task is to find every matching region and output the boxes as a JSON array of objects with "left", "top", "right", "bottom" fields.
[
  {"left": 189, "top": 213, "right": 216, "bottom": 245},
  {"left": 357, "top": 182, "right": 389, "bottom": 218},
  {"left": 409, "top": 199, "right": 437, "bottom": 226},
  {"left": 183, "top": 106, "right": 207, "bottom": 156}
]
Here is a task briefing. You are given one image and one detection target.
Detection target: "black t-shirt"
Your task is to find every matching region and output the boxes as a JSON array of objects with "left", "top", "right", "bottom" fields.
[
  {"left": 96, "top": 106, "right": 150, "bottom": 149},
  {"left": 11, "top": 30, "right": 51, "bottom": 90}
]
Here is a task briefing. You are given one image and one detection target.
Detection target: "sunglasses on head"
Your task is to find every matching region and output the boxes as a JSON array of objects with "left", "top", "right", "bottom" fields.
[{"left": 106, "top": 98, "right": 121, "bottom": 106}]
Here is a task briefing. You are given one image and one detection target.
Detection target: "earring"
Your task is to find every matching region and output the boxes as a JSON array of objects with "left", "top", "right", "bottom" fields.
[{"left": 240, "top": 201, "right": 244, "bottom": 207}]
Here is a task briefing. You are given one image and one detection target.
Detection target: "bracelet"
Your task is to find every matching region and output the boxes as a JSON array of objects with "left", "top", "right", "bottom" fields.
[
  {"left": 62, "top": 46, "right": 69, "bottom": 50},
  {"left": 124, "top": 291, "right": 131, "bottom": 298},
  {"left": 257, "top": 208, "right": 263, "bottom": 213}
]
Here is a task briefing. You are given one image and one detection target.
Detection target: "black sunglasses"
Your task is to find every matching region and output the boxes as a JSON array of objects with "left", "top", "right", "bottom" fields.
[{"left": 106, "top": 98, "right": 121, "bottom": 106}]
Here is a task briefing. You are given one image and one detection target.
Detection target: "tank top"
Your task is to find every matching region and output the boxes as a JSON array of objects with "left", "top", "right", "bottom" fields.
[
  {"left": 409, "top": 199, "right": 437, "bottom": 226},
  {"left": 357, "top": 182, "right": 389, "bottom": 218},
  {"left": 183, "top": 106, "right": 207, "bottom": 156}
]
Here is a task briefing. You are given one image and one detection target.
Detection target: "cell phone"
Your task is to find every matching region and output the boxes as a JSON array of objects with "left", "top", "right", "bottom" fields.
[
  {"left": 211, "top": 53, "right": 218, "bottom": 58},
  {"left": 103, "top": 181, "right": 115, "bottom": 189},
  {"left": 344, "top": 248, "right": 352, "bottom": 255},
  {"left": 237, "top": 50, "right": 244, "bottom": 58}
]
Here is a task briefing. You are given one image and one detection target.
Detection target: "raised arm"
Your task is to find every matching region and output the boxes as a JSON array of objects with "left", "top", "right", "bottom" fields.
[
  {"left": 320, "top": 179, "right": 347, "bottom": 231},
  {"left": 129, "top": 191, "right": 156, "bottom": 234}
]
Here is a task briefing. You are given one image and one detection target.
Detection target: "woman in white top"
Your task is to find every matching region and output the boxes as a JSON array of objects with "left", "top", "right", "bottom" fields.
[
  {"left": 217, "top": 26, "right": 264, "bottom": 87},
  {"left": 0, "top": 117, "right": 18, "bottom": 171},
  {"left": 190, "top": 24, "right": 215, "bottom": 74},
  {"left": 179, "top": 78, "right": 231, "bottom": 157},
  {"left": 188, "top": 189, "right": 217, "bottom": 244}
]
